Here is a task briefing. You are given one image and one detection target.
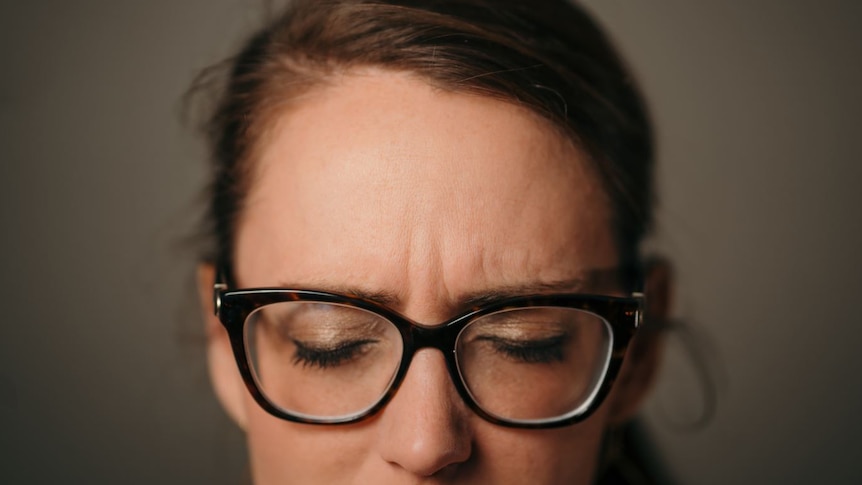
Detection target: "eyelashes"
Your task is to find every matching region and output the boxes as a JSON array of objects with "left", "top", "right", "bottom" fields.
[
  {"left": 477, "top": 334, "right": 568, "bottom": 363},
  {"left": 290, "top": 337, "right": 568, "bottom": 371},
  {"left": 291, "top": 334, "right": 571, "bottom": 368},
  {"left": 291, "top": 338, "right": 378, "bottom": 369}
]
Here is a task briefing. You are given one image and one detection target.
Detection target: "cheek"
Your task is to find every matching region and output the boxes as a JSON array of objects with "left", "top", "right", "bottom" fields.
[
  {"left": 470, "top": 410, "right": 610, "bottom": 484},
  {"left": 243, "top": 392, "right": 612, "bottom": 485},
  {"left": 244, "top": 397, "right": 375, "bottom": 484}
]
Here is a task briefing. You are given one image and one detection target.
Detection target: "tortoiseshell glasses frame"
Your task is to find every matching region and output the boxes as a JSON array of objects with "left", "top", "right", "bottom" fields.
[{"left": 213, "top": 269, "right": 644, "bottom": 429}]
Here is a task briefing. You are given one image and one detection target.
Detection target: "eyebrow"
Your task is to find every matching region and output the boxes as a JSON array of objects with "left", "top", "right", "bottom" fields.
[
  {"left": 460, "top": 278, "right": 587, "bottom": 308},
  {"left": 277, "top": 281, "right": 401, "bottom": 306},
  {"left": 276, "top": 277, "right": 588, "bottom": 310}
]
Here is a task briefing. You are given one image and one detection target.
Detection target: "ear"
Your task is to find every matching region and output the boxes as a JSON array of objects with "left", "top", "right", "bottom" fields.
[
  {"left": 197, "top": 263, "right": 248, "bottom": 429},
  {"left": 607, "top": 257, "right": 673, "bottom": 425}
]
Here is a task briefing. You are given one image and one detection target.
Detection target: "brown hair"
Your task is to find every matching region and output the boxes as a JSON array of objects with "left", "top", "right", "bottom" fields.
[{"left": 193, "top": 0, "right": 654, "bottom": 274}]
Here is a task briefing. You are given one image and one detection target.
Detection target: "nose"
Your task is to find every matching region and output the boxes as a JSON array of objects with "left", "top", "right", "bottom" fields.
[{"left": 376, "top": 348, "right": 473, "bottom": 477}]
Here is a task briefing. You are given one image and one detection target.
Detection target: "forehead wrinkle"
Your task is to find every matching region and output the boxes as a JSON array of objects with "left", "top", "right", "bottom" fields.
[
  {"left": 397, "top": 201, "right": 458, "bottom": 317},
  {"left": 235, "top": 70, "right": 617, "bottom": 328}
]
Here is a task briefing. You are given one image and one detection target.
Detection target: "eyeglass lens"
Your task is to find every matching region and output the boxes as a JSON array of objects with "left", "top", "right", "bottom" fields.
[{"left": 244, "top": 301, "right": 613, "bottom": 423}]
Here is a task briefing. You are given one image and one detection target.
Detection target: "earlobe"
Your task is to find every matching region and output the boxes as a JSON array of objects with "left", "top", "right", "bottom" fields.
[
  {"left": 607, "top": 257, "right": 673, "bottom": 425},
  {"left": 197, "top": 263, "right": 248, "bottom": 430}
]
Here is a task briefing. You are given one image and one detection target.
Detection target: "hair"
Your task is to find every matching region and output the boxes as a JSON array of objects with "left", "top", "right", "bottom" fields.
[{"left": 193, "top": 0, "right": 654, "bottom": 276}]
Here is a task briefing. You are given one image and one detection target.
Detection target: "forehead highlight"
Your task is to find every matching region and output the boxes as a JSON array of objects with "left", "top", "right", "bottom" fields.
[{"left": 234, "top": 70, "right": 616, "bottom": 317}]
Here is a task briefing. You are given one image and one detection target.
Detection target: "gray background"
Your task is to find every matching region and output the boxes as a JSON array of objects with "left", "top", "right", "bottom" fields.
[{"left": 1, "top": 1, "right": 860, "bottom": 483}]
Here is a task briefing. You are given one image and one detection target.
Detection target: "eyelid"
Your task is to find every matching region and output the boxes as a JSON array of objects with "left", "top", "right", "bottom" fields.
[
  {"left": 475, "top": 334, "right": 568, "bottom": 364},
  {"left": 292, "top": 337, "right": 377, "bottom": 353},
  {"left": 470, "top": 312, "right": 574, "bottom": 334},
  {"left": 291, "top": 338, "right": 377, "bottom": 369},
  {"left": 266, "top": 304, "right": 390, "bottom": 345},
  {"left": 475, "top": 333, "right": 568, "bottom": 347}
]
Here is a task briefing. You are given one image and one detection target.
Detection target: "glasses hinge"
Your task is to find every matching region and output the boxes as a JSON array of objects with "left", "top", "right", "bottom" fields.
[
  {"left": 213, "top": 282, "right": 228, "bottom": 315},
  {"left": 631, "top": 291, "right": 645, "bottom": 328}
]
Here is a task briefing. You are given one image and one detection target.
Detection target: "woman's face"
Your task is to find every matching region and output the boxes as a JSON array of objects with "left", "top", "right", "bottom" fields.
[{"left": 204, "top": 70, "right": 647, "bottom": 484}]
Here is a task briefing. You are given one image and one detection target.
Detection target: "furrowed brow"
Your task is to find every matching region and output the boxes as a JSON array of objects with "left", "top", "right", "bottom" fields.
[{"left": 278, "top": 269, "right": 620, "bottom": 311}]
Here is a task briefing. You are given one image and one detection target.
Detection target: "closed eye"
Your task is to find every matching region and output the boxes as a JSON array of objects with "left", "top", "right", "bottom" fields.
[
  {"left": 477, "top": 335, "right": 568, "bottom": 363},
  {"left": 291, "top": 339, "right": 377, "bottom": 369}
]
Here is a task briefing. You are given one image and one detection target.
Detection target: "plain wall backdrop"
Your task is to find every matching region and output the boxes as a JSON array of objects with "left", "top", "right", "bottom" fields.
[{"left": 1, "top": 1, "right": 860, "bottom": 483}]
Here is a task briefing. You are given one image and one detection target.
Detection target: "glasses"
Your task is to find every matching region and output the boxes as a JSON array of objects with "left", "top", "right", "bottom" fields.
[{"left": 213, "top": 270, "right": 644, "bottom": 429}]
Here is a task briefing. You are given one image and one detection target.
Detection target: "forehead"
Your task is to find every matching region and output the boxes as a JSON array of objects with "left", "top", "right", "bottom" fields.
[{"left": 235, "top": 70, "right": 616, "bottom": 312}]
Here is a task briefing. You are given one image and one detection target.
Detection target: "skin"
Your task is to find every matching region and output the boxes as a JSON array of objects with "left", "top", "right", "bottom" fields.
[{"left": 200, "top": 69, "right": 662, "bottom": 484}]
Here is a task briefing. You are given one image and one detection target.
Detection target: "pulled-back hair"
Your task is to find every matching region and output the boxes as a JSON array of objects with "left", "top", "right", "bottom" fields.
[{"left": 194, "top": 0, "right": 654, "bottom": 275}]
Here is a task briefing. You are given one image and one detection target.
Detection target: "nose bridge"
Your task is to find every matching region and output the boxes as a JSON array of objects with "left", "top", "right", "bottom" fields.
[
  {"left": 409, "top": 322, "right": 465, "bottom": 382},
  {"left": 411, "top": 320, "right": 459, "bottom": 351},
  {"left": 376, "top": 332, "right": 473, "bottom": 476},
  {"left": 404, "top": 320, "right": 478, "bottom": 411}
]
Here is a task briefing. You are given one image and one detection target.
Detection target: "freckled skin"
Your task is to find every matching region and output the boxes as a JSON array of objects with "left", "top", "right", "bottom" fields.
[{"left": 217, "top": 69, "right": 629, "bottom": 484}]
